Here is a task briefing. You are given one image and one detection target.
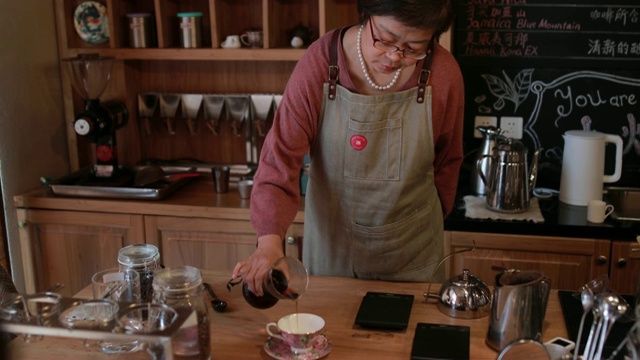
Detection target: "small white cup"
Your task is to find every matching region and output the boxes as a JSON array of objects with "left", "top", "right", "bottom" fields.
[
  {"left": 237, "top": 179, "right": 253, "bottom": 199},
  {"left": 221, "top": 35, "right": 240, "bottom": 49},
  {"left": 587, "top": 200, "right": 614, "bottom": 223}
]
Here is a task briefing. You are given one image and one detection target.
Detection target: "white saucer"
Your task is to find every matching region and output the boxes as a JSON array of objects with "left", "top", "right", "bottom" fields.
[{"left": 264, "top": 334, "right": 332, "bottom": 360}]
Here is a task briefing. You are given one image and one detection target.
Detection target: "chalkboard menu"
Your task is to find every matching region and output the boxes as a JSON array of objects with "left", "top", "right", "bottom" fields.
[
  {"left": 455, "top": 0, "right": 640, "bottom": 67},
  {"left": 454, "top": 0, "right": 640, "bottom": 188}
]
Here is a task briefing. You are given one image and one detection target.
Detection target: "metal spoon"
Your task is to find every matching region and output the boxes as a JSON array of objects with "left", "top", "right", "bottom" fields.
[
  {"left": 594, "top": 294, "right": 627, "bottom": 359},
  {"left": 203, "top": 282, "right": 227, "bottom": 312},
  {"left": 573, "top": 287, "right": 594, "bottom": 360}
]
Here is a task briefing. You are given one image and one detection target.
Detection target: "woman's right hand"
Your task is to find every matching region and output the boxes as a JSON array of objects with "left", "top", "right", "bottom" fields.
[{"left": 232, "top": 234, "right": 284, "bottom": 296}]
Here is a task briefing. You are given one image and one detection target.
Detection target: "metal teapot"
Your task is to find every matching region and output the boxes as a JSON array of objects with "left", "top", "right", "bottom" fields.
[
  {"left": 434, "top": 269, "right": 491, "bottom": 319},
  {"left": 476, "top": 138, "right": 541, "bottom": 213}
]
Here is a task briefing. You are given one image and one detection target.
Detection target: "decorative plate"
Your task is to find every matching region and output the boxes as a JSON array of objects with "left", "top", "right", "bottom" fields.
[
  {"left": 74, "top": 1, "right": 110, "bottom": 44},
  {"left": 264, "top": 334, "right": 332, "bottom": 360}
]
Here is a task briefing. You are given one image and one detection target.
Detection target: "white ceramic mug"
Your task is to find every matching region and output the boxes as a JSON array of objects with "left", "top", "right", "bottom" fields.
[
  {"left": 587, "top": 200, "right": 614, "bottom": 223},
  {"left": 266, "top": 313, "right": 324, "bottom": 354},
  {"left": 220, "top": 35, "right": 240, "bottom": 49}
]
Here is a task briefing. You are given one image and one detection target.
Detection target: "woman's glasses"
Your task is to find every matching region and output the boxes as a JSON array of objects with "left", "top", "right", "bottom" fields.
[{"left": 369, "top": 17, "right": 429, "bottom": 60}]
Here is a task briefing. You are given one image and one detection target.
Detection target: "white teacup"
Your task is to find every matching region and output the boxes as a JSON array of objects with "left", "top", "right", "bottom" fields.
[
  {"left": 587, "top": 200, "right": 614, "bottom": 223},
  {"left": 221, "top": 35, "right": 240, "bottom": 49},
  {"left": 266, "top": 313, "right": 325, "bottom": 354},
  {"left": 241, "top": 30, "right": 263, "bottom": 48}
]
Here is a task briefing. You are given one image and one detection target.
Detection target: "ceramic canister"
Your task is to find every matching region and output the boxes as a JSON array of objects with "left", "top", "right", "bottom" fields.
[{"left": 178, "top": 12, "right": 203, "bottom": 48}]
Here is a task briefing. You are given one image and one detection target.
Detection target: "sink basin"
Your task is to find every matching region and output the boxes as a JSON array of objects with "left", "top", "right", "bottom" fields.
[{"left": 605, "top": 187, "right": 640, "bottom": 222}]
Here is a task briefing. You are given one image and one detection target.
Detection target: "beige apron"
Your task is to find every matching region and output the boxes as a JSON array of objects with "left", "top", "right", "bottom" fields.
[{"left": 303, "top": 77, "right": 445, "bottom": 281}]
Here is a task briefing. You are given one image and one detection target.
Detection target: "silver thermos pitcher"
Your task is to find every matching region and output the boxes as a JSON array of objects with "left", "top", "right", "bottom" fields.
[
  {"left": 486, "top": 269, "right": 551, "bottom": 352},
  {"left": 470, "top": 126, "right": 504, "bottom": 195}
]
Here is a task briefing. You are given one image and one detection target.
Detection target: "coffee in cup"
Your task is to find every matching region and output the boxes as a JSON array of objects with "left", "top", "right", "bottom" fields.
[{"left": 266, "top": 313, "right": 325, "bottom": 354}]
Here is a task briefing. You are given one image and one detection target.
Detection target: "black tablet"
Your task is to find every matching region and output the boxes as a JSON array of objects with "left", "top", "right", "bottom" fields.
[{"left": 354, "top": 291, "right": 414, "bottom": 330}]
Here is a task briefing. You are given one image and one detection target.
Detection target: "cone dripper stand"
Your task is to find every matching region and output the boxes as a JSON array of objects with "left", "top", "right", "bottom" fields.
[{"left": 64, "top": 54, "right": 128, "bottom": 178}]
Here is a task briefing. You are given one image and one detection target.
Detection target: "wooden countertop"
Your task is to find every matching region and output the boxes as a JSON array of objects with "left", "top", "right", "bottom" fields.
[
  {"left": 7, "top": 270, "right": 568, "bottom": 359},
  {"left": 14, "top": 179, "right": 305, "bottom": 222}
]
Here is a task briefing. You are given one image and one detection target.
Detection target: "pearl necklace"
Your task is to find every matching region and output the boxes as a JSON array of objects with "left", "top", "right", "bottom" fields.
[{"left": 357, "top": 24, "right": 402, "bottom": 91}]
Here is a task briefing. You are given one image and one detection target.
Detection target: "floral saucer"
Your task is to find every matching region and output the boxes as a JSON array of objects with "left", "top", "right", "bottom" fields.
[
  {"left": 74, "top": 1, "right": 110, "bottom": 44},
  {"left": 264, "top": 334, "right": 332, "bottom": 360}
]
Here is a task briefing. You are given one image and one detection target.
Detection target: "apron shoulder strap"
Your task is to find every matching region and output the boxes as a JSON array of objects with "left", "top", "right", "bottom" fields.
[
  {"left": 328, "top": 27, "right": 348, "bottom": 100},
  {"left": 417, "top": 38, "right": 436, "bottom": 104}
]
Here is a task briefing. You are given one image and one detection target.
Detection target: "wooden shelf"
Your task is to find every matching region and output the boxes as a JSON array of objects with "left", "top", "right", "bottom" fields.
[
  {"left": 63, "top": 47, "right": 306, "bottom": 61},
  {"left": 53, "top": 0, "right": 357, "bottom": 171}
]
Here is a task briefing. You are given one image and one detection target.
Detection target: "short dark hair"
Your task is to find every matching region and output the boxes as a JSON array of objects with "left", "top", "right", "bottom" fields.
[{"left": 357, "top": 0, "right": 454, "bottom": 36}]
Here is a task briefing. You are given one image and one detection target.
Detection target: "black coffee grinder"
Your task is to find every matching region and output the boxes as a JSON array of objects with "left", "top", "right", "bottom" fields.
[{"left": 64, "top": 54, "right": 128, "bottom": 178}]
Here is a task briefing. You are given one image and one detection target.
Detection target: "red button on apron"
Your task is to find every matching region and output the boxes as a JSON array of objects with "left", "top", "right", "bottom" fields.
[{"left": 350, "top": 135, "right": 367, "bottom": 151}]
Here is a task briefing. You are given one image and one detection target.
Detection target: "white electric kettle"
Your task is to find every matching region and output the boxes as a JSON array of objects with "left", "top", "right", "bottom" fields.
[{"left": 559, "top": 130, "right": 623, "bottom": 206}]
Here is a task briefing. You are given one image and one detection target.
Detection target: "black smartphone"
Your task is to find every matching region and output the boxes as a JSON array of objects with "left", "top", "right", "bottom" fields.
[{"left": 410, "top": 322, "right": 470, "bottom": 360}]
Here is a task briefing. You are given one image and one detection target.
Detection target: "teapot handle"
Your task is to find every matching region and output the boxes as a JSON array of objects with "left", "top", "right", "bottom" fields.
[
  {"left": 476, "top": 154, "right": 493, "bottom": 191},
  {"left": 539, "top": 276, "right": 552, "bottom": 320}
]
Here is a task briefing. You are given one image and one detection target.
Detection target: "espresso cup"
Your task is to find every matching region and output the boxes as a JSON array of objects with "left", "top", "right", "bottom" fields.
[
  {"left": 221, "top": 35, "right": 240, "bottom": 49},
  {"left": 241, "top": 31, "right": 263, "bottom": 48},
  {"left": 237, "top": 179, "right": 253, "bottom": 199},
  {"left": 266, "top": 313, "right": 325, "bottom": 354},
  {"left": 587, "top": 200, "right": 614, "bottom": 223}
]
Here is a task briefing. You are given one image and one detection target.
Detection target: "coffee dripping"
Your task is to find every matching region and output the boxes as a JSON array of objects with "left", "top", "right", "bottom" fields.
[{"left": 64, "top": 54, "right": 128, "bottom": 178}]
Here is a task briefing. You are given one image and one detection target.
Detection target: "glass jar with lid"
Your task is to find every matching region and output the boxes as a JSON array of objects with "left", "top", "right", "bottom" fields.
[
  {"left": 118, "top": 244, "right": 161, "bottom": 302},
  {"left": 153, "top": 266, "right": 211, "bottom": 360}
]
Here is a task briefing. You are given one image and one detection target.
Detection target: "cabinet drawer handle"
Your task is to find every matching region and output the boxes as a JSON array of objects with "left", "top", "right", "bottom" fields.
[
  {"left": 286, "top": 236, "right": 296, "bottom": 245},
  {"left": 617, "top": 258, "right": 627, "bottom": 268},
  {"left": 18, "top": 221, "right": 27, "bottom": 228},
  {"left": 597, "top": 255, "right": 608, "bottom": 265}
]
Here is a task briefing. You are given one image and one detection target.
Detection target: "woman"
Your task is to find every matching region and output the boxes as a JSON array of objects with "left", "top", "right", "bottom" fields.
[{"left": 234, "top": 0, "right": 464, "bottom": 296}]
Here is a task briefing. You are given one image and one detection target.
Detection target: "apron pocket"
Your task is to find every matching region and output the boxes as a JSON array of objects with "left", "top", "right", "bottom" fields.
[
  {"left": 350, "top": 202, "right": 437, "bottom": 275},
  {"left": 344, "top": 117, "right": 402, "bottom": 180}
]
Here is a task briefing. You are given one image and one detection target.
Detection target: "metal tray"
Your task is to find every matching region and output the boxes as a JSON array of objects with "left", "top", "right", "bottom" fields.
[{"left": 47, "top": 166, "right": 197, "bottom": 200}]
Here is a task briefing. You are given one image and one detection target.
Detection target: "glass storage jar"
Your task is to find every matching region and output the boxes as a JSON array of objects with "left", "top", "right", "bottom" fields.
[
  {"left": 153, "top": 266, "right": 211, "bottom": 360},
  {"left": 118, "top": 244, "right": 161, "bottom": 302}
]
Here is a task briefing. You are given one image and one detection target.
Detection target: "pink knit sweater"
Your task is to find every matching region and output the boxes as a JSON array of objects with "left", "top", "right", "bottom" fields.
[{"left": 250, "top": 27, "right": 465, "bottom": 239}]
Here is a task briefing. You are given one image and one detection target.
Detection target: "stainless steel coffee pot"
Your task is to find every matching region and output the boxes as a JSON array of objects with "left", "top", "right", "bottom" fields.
[
  {"left": 476, "top": 138, "right": 541, "bottom": 213},
  {"left": 470, "top": 126, "right": 505, "bottom": 196},
  {"left": 486, "top": 269, "right": 551, "bottom": 352}
]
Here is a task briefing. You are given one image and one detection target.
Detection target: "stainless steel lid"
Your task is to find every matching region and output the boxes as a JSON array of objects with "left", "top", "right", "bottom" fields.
[{"left": 436, "top": 269, "right": 491, "bottom": 319}]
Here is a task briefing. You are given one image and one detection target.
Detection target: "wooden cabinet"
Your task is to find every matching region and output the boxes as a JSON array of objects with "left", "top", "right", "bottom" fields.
[
  {"left": 144, "top": 215, "right": 258, "bottom": 270},
  {"left": 14, "top": 181, "right": 307, "bottom": 298},
  {"left": 15, "top": 208, "right": 144, "bottom": 296},
  {"left": 446, "top": 231, "right": 640, "bottom": 295},
  {"left": 16, "top": 207, "right": 306, "bottom": 296},
  {"left": 609, "top": 240, "right": 640, "bottom": 295},
  {"left": 145, "top": 215, "right": 304, "bottom": 270}
]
